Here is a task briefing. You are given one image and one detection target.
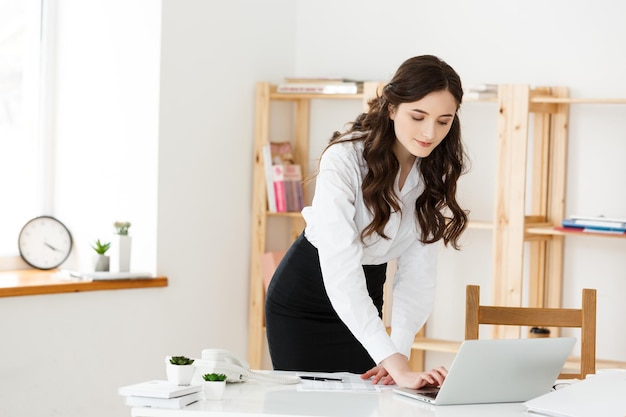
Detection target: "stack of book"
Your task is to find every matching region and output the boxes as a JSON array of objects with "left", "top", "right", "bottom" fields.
[
  {"left": 276, "top": 77, "right": 363, "bottom": 95},
  {"left": 559, "top": 215, "right": 626, "bottom": 234},
  {"left": 463, "top": 83, "right": 498, "bottom": 100},
  {"left": 262, "top": 142, "right": 305, "bottom": 213},
  {"left": 118, "top": 380, "right": 203, "bottom": 409}
]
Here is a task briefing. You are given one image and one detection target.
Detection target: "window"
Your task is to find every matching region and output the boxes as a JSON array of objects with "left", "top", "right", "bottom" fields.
[{"left": 0, "top": 0, "right": 49, "bottom": 266}]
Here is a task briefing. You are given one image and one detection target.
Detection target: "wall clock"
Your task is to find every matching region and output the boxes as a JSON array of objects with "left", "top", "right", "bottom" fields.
[{"left": 18, "top": 216, "right": 73, "bottom": 270}]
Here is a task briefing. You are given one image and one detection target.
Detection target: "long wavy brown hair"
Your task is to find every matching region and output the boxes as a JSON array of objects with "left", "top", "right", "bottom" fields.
[{"left": 324, "top": 55, "right": 468, "bottom": 249}]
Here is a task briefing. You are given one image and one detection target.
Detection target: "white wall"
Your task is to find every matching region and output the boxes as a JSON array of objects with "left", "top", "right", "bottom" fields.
[
  {"left": 291, "top": 0, "right": 626, "bottom": 367},
  {"left": 2, "top": 1, "right": 626, "bottom": 416},
  {"left": 0, "top": 1, "right": 296, "bottom": 416}
]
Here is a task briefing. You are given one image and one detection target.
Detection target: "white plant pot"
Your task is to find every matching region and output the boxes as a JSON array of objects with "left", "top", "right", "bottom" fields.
[
  {"left": 166, "top": 363, "right": 195, "bottom": 386},
  {"left": 94, "top": 254, "right": 110, "bottom": 272},
  {"left": 111, "top": 235, "right": 132, "bottom": 272},
  {"left": 203, "top": 381, "right": 226, "bottom": 400}
]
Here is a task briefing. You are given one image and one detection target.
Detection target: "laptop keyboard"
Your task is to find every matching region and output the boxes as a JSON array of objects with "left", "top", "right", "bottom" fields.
[{"left": 420, "top": 390, "right": 439, "bottom": 399}]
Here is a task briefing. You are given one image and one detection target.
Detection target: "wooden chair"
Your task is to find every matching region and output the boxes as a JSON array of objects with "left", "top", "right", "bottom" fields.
[{"left": 465, "top": 284, "right": 596, "bottom": 379}]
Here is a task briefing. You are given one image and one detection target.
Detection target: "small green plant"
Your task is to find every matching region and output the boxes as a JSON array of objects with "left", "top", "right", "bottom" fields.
[
  {"left": 91, "top": 239, "right": 111, "bottom": 255},
  {"left": 169, "top": 356, "right": 195, "bottom": 366},
  {"left": 114, "top": 221, "right": 131, "bottom": 235},
  {"left": 202, "top": 373, "right": 227, "bottom": 382}
]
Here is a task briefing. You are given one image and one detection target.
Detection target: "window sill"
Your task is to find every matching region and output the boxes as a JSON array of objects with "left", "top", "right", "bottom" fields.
[{"left": 0, "top": 269, "right": 168, "bottom": 297}]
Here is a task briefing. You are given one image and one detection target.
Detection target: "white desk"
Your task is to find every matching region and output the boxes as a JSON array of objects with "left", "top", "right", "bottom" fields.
[{"left": 130, "top": 377, "right": 528, "bottom": 417}]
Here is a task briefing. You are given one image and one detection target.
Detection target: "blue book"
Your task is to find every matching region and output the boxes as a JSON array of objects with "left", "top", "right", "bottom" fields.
[{"left": 561, "top": 218, "right": 626, "bottom": 232}]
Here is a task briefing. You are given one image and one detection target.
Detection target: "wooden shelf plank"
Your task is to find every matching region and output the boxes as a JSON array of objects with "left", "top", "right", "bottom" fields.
[
  {"left": 526, "top": 226, "right": 626, "bottom": 239},
  {"left": 467, "top": 221, "right": 493, "bottom": 230},
  {"left": 532, "top": 97, "right": 626, "bottom": 104},
  {"left": 0, "top": 269, "right": 167, "bottom": 297},
  {"left": 412, "top": 337, "right": 462, "bottom": 353},
  {"left": 269, "top": 93, "right": 365, "bottom": 101},
  {"left": 413, "top": 337, "right": 626, "bottom": 372}
]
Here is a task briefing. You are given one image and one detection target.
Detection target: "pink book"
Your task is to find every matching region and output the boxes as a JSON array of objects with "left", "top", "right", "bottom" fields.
[{"left": 272, "top": 164, "right": 287, "bottom": 212}]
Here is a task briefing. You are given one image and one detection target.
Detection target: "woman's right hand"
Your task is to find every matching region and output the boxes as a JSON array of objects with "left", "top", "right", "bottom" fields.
[
  {"left": 403, "top": 366, "right": 448, "bottom": 389},
  {"left": 371, "top": 353, "right": 448, "bottom": 389}
]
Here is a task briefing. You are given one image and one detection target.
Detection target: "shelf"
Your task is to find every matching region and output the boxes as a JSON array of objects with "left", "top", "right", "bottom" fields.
[
  {"left": 467, "top": 220, "right": 493, "bottom": 230},
  {"left": 412, "top": 336, "right": 626, "bottom": 373},
  {"left": 248, "top": 81, "right": 385, "bottom": 369},
  {"left": 412, "top": 337, "right": 462, "bottom": 353},
  {"left": 269, "top": 92, "right": 367, "bottom": 101},
  {"left": 0, "top": 269, "right": 167, "bottom": 297},
  {"left": 531, "top": 96, "right": 626, "bottom": 105},
  {"left": 526, "top": 225, "right": 626, "bottom": 239},
  {"left": 268, "top": 84, "right": 370, "bottom": 101},
  {"left": 265, "top": 211, "right": 305, "bottom": 218}
]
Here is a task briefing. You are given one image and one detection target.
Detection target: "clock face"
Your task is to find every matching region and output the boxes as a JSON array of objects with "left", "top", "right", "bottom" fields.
[{"left": 18, "top": 216, "right": 73, "bottom": 270}]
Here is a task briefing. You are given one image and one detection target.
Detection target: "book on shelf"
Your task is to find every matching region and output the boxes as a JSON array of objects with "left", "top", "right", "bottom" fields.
[
  {"left": 566, "top": 215, "right": 626, "bottom": 229},
  {"left": 272, "top": 164, "right": 287, "bottom": 213},
  {"left": 118, "top": 380, "right": 202, "bottom": 399},
  {"left": 463, "top": 91, "right": 497, "bottom": 100},
  {"left": 283, "top": 163, "right": 305, "bottom": 212},
  {"left": 269, "top": 141, "right": 294, "bottom": 165},
  {"left": 561, "top": 216, "right": 626, "bottom": 232},
  {"left": 276, "top": 82, "right": 360, "bottom": 95},
  {"left": 555, "top": 226, "right": 626, "bottom": 235},
  {"left": 466, "top": 83, "right": 498, "bottom": 93},
  {"left": 463, "top": 83, "right": 498, "bottom": 100},
  {"left": 124, "top": 391, "right": 203, "bottom": 409},
  {"left": 284, "top": 76, "right": 364, "bottom": 85},
  {"left": 262, "top": 144, "right": 276, "bottom": 212},
  {"left": 263, "top": 141, "right": 304, "bottom": 213}
]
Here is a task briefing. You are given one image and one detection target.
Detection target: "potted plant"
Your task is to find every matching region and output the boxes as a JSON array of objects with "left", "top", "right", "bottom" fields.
[
  {"left": 114, "top": 221, "right": 131, "bottom": 235},
  {"left": 91, "top": 239, "right": 111, "bottom": 271},
  {"left": 166, "top": 356, "right": 195, "bottom": 386},
  {"left": 112, "top": 221, "right": 132, "bottom": 272},
  {"left": 201, "top": 373, "right": 227, "bottom": 400}
]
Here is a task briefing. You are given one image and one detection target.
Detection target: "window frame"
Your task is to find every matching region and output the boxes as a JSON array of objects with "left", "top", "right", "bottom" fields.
[{"left": 0, "top": 0, "right": 56, "bottom": 269}]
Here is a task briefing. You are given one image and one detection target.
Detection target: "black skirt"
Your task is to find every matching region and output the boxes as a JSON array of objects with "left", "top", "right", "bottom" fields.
[{"left": 265, "top": 232, "right": 387, "bottom": 373}]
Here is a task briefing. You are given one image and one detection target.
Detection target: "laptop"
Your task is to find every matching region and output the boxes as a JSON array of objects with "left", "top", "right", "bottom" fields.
[
  {"left": 524, "top": 371, "right": 626, "bottom": 417},
  {"left": 393, "top": 337, "right": 575, "bottom": 405}
]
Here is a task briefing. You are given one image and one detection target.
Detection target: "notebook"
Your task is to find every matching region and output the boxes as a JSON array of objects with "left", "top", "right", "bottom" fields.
[
  {"left": 524, "top": 371, "right": 626, "bottom": 417},
  {"left": 393, "top": 337, "right": 575, "bottom": 405}
]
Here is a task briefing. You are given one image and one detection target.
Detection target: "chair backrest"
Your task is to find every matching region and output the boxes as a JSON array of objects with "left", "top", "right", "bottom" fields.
[{"left": 464, "top": 285, "right": 596, "bottom": 379}]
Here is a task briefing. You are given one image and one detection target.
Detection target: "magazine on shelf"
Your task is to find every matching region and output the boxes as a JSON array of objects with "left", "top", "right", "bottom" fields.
[
  {"left": 555, "top": 226, "right": 626, "bottom": 235},
  {"left": 272, "top": 164, "right": 287, "bottom": 213},
  {"left": 269, "top": 141, "right": 294, "bottom": 165},
  {"left": 284, "top": 76, "right": 358, "bottom": 84},
  {"left": 567, "top": 215, "right": 626, "bottom": 228},
  {"left": 283, "top": 164, "right": 305, "bottom": 212},
  {"left": 463, "top": 91, "right": 497, "bottom": 100},
  {"left": 561, "top": 216, "right": 626, "bottom": 232},
  {"left": 277, "top": 82, "right": 360, "bottom": 94},
  {"left": 263, "top": 141, "right": 303, "bottom": 213},
  {"left": 465, "top": 83, "right": 498, "bottom": 92},
  {"left": 262, "top": 144, "right": 276, "bottom": 212}
]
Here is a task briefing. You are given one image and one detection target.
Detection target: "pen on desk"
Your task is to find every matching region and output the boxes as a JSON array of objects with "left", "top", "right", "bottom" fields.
[{"left": 300, "top": 376, "right": 343, "bottom": 382}]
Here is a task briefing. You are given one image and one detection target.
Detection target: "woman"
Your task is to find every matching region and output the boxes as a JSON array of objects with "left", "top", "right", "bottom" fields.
[{"left": 265, "top": 55, "right": 468, "bottom": 390}]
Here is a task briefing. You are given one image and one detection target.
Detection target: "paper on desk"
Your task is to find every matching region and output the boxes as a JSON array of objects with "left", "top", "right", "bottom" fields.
[
  {"left": 296, "top": 372, "right": 390, "bottom": 392},
  {"left": 55, "top": 270, "right": 154, "bottom": 280}
]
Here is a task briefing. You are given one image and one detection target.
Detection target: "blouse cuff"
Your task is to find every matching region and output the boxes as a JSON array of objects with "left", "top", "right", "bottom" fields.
[
  {"left": 390, "top": 327, "right": 417, "bottom": 359},
  {"left": 363, "top": 327, "right": 399, "bottom": 365}
]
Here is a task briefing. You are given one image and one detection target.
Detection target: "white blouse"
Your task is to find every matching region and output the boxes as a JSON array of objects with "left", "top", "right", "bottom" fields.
[{"left": 302, "top": 139, "right": 437, "bottom": 365}]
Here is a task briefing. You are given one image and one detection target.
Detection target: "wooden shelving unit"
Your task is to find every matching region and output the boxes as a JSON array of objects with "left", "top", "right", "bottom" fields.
[
  {"left": 247, "top": 81, "right": 384, "bottom": 369},
  {"left": 248, "top": 81, "right": 626, "bottom": 371},
  {"left": 412, "top": 85, "right": 626, "bottom": 370}
]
